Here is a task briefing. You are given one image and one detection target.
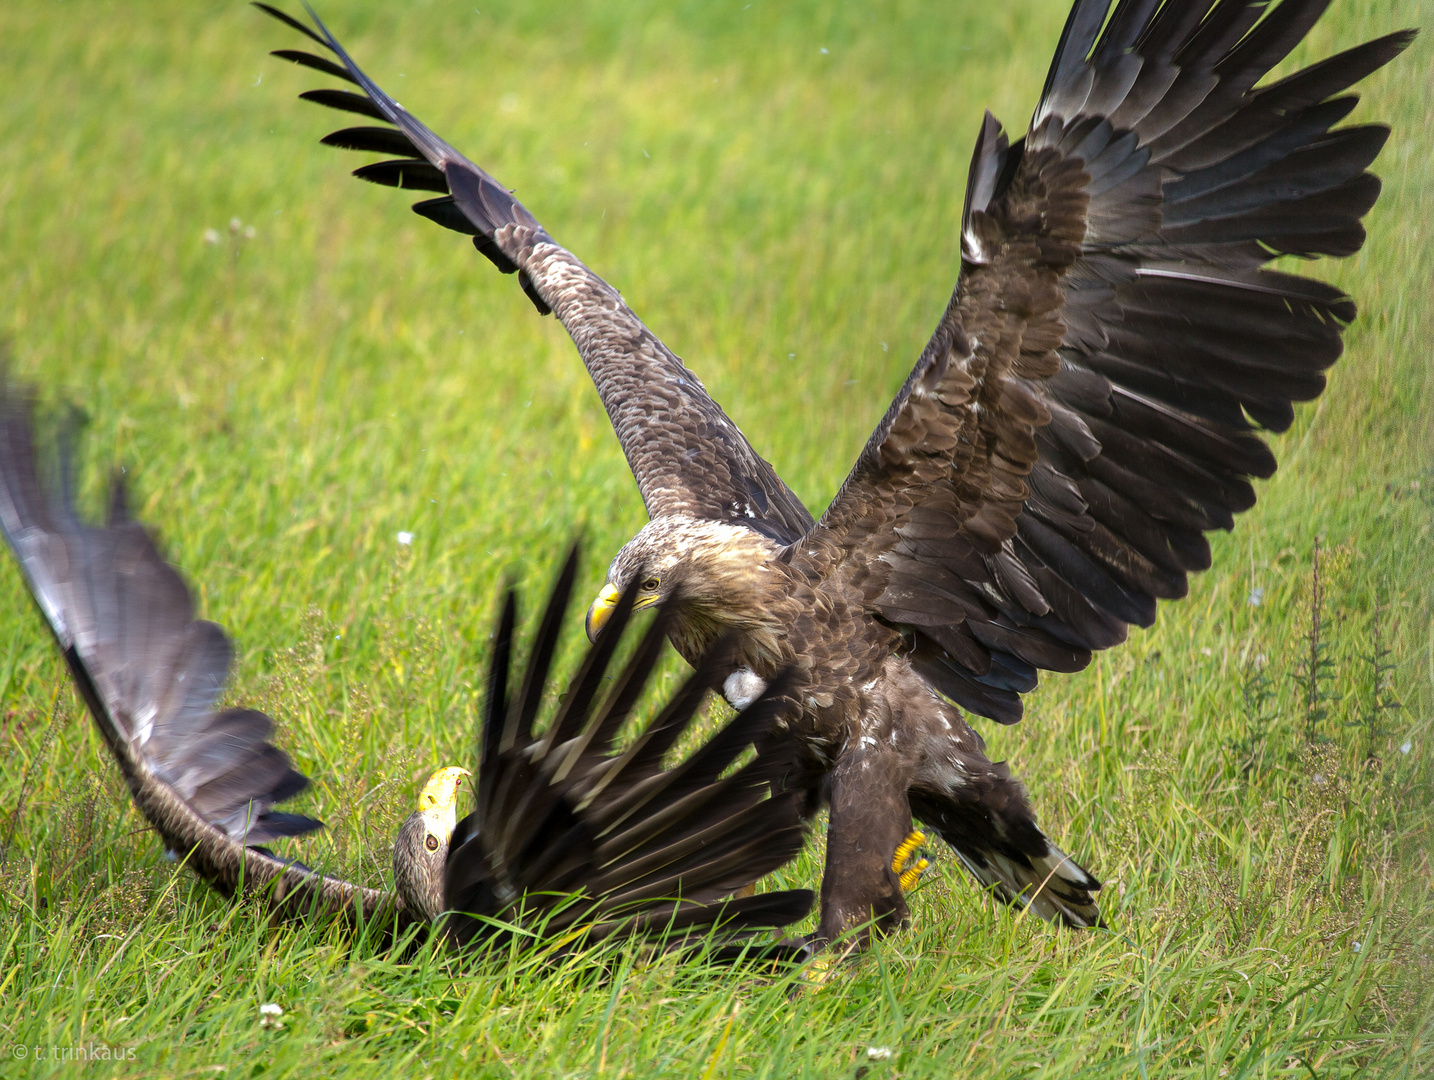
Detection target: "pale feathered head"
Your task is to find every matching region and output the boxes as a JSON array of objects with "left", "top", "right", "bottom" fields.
[{"left": 585, "top": 516, "right": 782, "bottom": 641}]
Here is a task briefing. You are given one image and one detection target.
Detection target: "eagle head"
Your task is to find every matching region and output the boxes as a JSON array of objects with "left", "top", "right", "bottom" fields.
[
  {"left": 392, "top": 766, "right": 471, "bottom": 921},
  {"left": 585, "top": 515, "right": 784, "bottom": 659}
]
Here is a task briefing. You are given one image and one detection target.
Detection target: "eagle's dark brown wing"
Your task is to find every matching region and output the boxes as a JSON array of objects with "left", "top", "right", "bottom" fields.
[
  {"left": 790, "top": 0, "right": 1411, "bottom": 723},
  {"left": 442, "top": 548, "right": 814, "bottom": 952},
  {"left": 0, "top": 382, "right": 404, "bottom": 926},
  {"left": 257, "top": 4, "right": 815, "bottom": 543}
]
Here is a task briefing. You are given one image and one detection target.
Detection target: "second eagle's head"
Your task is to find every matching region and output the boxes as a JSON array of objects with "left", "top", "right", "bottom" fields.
[{"left": 392, "top": 766, "right": 471, "bottom": 921}]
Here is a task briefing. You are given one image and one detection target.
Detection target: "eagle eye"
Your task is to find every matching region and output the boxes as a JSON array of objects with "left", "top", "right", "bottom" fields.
[
  {"left": 425, "top": 834, "right": 439, "bottom": 852},
  {"left": 641, "top": 576, "right": 660, "bottom": 592}
]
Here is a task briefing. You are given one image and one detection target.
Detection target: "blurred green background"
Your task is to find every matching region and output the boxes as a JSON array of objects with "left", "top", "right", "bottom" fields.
[{"left": 1, "top": 1, "right": 1430, "bottom": 1076}]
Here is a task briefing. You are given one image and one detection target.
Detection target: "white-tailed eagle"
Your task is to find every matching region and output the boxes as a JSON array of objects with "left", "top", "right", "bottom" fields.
[
  {"left": 262, "top": 0, "right": 1411, "bottom": 943},
  {"left": 0, "top": 382, "right": 813, "bottom": 957}
]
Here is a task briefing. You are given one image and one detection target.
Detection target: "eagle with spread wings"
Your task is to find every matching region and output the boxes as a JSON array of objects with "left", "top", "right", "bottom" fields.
[
  {"left": 0, "top": 383, "right": 814, "bottom": 957},
  {"left": 263, "top": 0, "right": 1411, "bottom": 943}
]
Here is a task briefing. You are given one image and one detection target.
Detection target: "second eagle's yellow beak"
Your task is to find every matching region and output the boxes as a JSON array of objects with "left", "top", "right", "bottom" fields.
[
  {"left": 415, "top": 766, "right": 471, "bottom": 856},
  {"left": 417, "top": 766, "right": 471, "bottom": 814},
  {"left": 585, "top": 583, "right": 623, "bottom": 642}
]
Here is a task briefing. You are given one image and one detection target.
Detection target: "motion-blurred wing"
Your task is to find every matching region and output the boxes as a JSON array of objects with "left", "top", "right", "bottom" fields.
[
  {"left": 442, "top": 547, "right": 813, "bottom": 950},
  {"left": 793, "top": 0, "right": 1410, "bottom": 723},
  {"left": 0, "top": 384, "right": 321, "bottom": 846},
  {"left": 0, "top": 382, "right": 408, "bottom": 927},
  {"left": 257, "top": 3, "right": 814, "bottom": 543}
]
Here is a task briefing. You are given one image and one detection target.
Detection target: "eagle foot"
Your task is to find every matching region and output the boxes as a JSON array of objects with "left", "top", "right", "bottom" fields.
[
  {"left": 891, "top": 830, "right": 931, "bottom": 892},
  {"left": 796, "top": 938, "right": 860, "bottom": 991},
  {"left": 803, "top": 954, "right": 836, "bottom": 986}
]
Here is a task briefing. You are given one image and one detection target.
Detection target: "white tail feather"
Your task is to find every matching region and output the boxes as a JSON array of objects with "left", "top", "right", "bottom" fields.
[{"left": 953, "top": 840, "right": 1101, "bottom": 928}]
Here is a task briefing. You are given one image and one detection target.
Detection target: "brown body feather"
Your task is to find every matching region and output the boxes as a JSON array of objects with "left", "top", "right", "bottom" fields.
[{"left": 605, "top": 517, "right": 1099, "bottom": 938}]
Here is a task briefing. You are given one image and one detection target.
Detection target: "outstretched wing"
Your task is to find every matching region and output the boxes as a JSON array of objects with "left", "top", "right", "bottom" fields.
[
  {"left": 791, "top": 0, "right": 1411, "bottom": 723},
  {"left": 0, "top": 381, "right": 407, "bottom": 926},
  {"left": 257, "top": 3, "right": 815, "bottom": 542},
  {"left": 0, "top": 386, "right": 321, "bottom": 846},
  {"left": 442, "top": 546, "right": 814, "bottom": 952}
]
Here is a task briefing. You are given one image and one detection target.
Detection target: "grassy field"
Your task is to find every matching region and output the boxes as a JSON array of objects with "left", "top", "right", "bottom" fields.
[{"left": 1, "top": 0, "right": 1431, "bottom": 1075}]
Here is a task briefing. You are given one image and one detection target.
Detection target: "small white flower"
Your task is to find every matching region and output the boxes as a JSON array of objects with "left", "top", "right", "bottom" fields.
[
  {"left": 867, "top": 1046, "right": 892, "bottom": 1061},
  {"left": 203, "top": 228, "right": 221, "bottom": 245},
  {"left": 1352, "top": 941, "right": 1362, "bottom": 952},
  {"left": 396, "top": 531, "right": 414, "bottom": 546},
  {"left": 1201, "top": 647, "right": 1213, "bottom": 657},
  {"left": 259, "top": 1003, "right": 284, "bottom": 1029},
  {"left": 1247, "top": 587, "right": 1264, "bottom": 606},
  {"left": 1400, "top": 740, "right": 1412, "bottom": 755},
  {"left": 229, "top": 217, "right": 243, "bottom": 234},
  {"left": 819, "top": 47, "right": 829, "bottom": 54}
]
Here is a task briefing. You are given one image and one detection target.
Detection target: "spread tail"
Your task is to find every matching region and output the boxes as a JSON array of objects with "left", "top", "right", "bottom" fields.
[
  {"left": 910, "top": 784, "right": 1102, "bottom": 928},
  {"left": 950, "top": 835, "right": 1102, "bottom": 928}
]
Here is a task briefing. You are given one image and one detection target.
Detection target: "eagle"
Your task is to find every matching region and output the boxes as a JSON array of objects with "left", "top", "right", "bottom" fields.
[
  {"left": 261, "top": 0, "right": 1412, "bottom": 944},
  {"left": 0, "top": 381, "right": 815, "bottom": 958}
]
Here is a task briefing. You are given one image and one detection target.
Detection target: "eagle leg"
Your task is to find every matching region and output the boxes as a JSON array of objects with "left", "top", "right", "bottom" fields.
[{"left": 814, "top": 740, "right": 914, "bottom": 948}]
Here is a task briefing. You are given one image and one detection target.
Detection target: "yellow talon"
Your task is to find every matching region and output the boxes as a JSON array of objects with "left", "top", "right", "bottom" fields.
[
  {"left": 803, "top": 954, "right": 836, "bottom": 986},
  {"left": 891, "top": 830, "right": 930, "bottom": 891},
  {"left": 899, "top": 857, "right": 930, "bottom": 892},
  {"left": 891, "top": 830, "right": 925, "bottom": 874}
]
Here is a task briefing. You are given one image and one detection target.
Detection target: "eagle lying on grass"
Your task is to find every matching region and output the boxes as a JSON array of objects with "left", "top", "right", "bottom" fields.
[
  {"left": 0, "top": 383, "right": 814, "bottom": 958},
  {"left": 263, "top": 0, "right": 1411, "bottom": 943}
]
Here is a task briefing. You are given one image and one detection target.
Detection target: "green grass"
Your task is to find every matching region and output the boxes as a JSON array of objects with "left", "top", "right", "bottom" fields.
[{"left": 1, "top": 0, "right": 1431, "bottom": 1075}]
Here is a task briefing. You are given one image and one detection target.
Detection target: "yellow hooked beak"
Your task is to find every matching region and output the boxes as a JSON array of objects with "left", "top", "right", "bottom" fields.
[
  {"left": 585, "top": 583, "right": 622, "bottom": 642},
  {"left": 417, "top": 766, "right": 471, "bottom": 815},
  {"left": 416, "top": 766, "right": 470, "bottom": 856},
  {"left": 585, "top": 583, "right": 658, "bottom": 641}
]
